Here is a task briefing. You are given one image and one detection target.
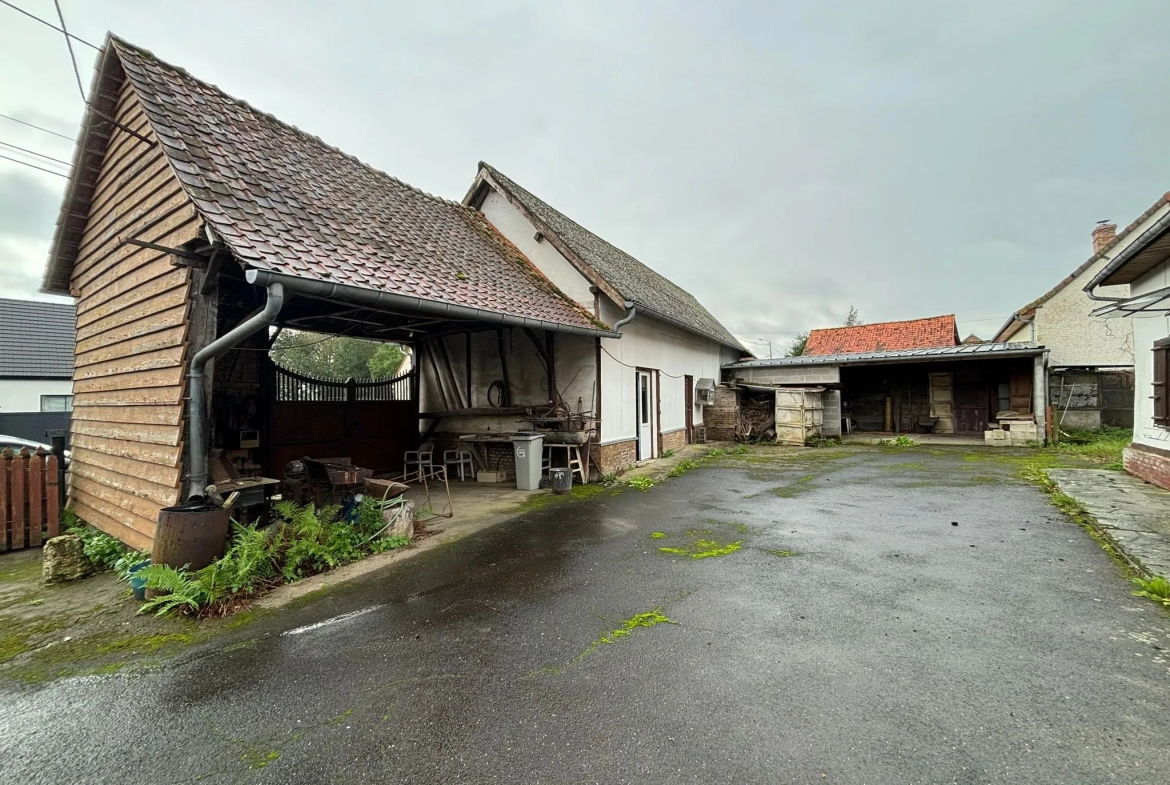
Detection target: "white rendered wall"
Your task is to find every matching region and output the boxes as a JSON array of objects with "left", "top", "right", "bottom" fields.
[
  {"left": 1002, "top": 211, "right": 1170, "bottom": 367},
  {"left": 419, "top": 329, "right": 596, "bottom": 434},
  {"left": 0, "top": 379, "right": 73, "bottom": 412},
  {"left": 479, "top": 190, "right": 595, "bottom": 310},
  {"left": 1128, "top": 258, "right": 1170, "bottom": 451},
  {"left": 598, "top": 298, "right": 730, "bottom": 446}
]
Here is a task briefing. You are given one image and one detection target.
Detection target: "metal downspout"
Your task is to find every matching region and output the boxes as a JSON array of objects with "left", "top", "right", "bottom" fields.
[
  {"left": 1011, "top": 311, "right": 1036, "bottom": 342},
  {"left": 186, "top": 282, "right": 284, "bottom": 501},
  {"left": 613, "top": 301, "right": 637, "bottom": 330}
]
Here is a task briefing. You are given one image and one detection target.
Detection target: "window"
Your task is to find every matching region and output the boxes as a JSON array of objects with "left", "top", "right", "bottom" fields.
[
  {"left": 40, "top": 395, "right": 73, "bottom": 413},
  {"left": 640, "top": 375, "right": 649, "bottom": 425},
  {"left": 1153, "top": 338, "right": 1170, "bottom": 427}
]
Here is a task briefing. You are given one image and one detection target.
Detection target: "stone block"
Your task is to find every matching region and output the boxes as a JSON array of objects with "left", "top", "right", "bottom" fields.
[{"left": 42, "top": 534, "right": 94, "bottom": 584}]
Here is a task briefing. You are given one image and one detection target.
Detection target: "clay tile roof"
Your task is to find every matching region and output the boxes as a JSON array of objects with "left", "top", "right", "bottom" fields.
[
  {"left": 47, "top": 36, "right": 604, "bottom": 334},
  {"left": 473, "top": 163, "right": 742, "bottom": 350},
  {"left": 803, "top": 315, "right": 959, "bottom": 356}
]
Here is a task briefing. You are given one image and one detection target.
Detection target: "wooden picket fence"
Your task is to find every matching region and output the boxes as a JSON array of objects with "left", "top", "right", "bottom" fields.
[{"left": 0, "top": 448, "right": 61, "bottom": 552}]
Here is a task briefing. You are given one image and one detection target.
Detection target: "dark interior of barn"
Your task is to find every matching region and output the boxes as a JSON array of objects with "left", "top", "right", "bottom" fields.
[{"left": 839, "top": 359, "right": 1036, "bottom": 434}]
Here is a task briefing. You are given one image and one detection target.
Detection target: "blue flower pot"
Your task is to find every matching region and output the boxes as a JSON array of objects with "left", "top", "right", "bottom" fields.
[{"left": 128, "top": 560, "right": 151, "bottom": 601}]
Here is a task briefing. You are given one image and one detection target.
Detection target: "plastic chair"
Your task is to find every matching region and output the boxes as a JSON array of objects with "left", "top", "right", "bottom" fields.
[
  {"left": 402, "top": 441, "right": 436, "bottom": 483},
  {"left": 443, "top": 448, "right": 476, "bottom": 481}
]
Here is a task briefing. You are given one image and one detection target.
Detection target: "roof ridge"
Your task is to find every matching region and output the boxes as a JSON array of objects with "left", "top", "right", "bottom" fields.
[
  {"left": 809, "top": 314, "right": 955, "bottom": 331},
  {"left": 478, "top": 162, "right": 742, "bottom": 348},
  {"left": 110, "top": 35, "right": 471, "bottom": 213}
]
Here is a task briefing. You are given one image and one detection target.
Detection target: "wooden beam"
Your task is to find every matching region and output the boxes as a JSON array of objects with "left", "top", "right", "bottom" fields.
[
  {"left": 496, "top": 329, "right": 512, "bottom": 407},
  {"left": 424, "top": 341, "right": 450, "bottom": 411}
]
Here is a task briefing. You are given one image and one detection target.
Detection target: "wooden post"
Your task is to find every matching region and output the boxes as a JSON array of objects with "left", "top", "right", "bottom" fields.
[
  {"left": 27, "top": 448, "right": 45, "bottom": 548},
  {"left": 45, "top": 452, "right": 60, "bottom": 539},
  {"left": 496, "top": 329, "right": 512, "bottom": 406},
  {"left": 10, "top": 448, "right": 26, "bottom": 550},
  {"left": 0, "top": 449, "right": 9, "bottom": 552},
  {"left": 465, "top": 332, "right": 473, "bottom": 408},
  {"left": 545, "top": 331, "right": 557, "bottom": 403}
]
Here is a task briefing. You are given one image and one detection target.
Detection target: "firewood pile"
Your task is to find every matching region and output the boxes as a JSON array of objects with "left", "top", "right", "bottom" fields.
[{"left": 736, "top": 390, "right": 775, "bottom": 441}]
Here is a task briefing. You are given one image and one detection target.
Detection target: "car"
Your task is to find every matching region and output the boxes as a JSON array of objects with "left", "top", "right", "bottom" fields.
[{"left": 0, "top": 434, "right": 70, "bottom": 465}]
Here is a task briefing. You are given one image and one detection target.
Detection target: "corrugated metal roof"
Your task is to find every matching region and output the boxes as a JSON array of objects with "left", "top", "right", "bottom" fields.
[
  {"left": 724, "top": 341, "right": 1043, "bottom": 369},
  {"left": 0, "top": 298, "right": 76, "bottom": 378}
]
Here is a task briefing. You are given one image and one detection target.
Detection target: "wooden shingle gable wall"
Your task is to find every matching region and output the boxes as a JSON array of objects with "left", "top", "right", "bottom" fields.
[{"left": 67, "top": 76, "right": 202, "bottom": 550}]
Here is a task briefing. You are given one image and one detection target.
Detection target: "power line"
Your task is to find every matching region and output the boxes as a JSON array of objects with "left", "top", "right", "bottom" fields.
[
  {"left": 53, "top": 0, "right": 86, "bottom": 101},
  {"left": 0, "top": 139, "right": 71, "bottom": 167},
  {"left": 0, "top": 0, "right": 99, "bottom": 50},
  {"left": 0, "top": 112, "right": 74, "bottom": 141},
  {"left": 0, "top": 151, "right": 69, "bottom": 177}
]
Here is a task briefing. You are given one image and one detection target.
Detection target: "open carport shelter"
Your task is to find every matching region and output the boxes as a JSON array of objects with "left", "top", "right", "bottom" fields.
[
  {"left": 40, "top": 35, "right": 616, "bottom": 550},
  {"left": 722, "top": 342, "right": 1049, "bottom": 442}
]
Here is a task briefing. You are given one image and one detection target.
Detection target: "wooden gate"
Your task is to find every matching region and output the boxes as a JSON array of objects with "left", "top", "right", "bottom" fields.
[
  {"left": 1, "top": 448, "right": 61, "bottom": 551},
  {"left": 954, "top": 382, "right": 990, "bottom": 434},
  {"left": 269, "top": 368, "right": 416, "bottom": 476}
]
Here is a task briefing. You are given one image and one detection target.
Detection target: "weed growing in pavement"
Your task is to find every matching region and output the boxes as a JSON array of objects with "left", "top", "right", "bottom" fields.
[
  {"left": 650, "top": 532, "right": 667, "bottom": 539},
  {"left": 1132, "top": 576, "right": 1170, "bottom": 606},
  {"left": 876, "top": 435, "right": 916, "bottom": 447},
  {"left": 628, "top": 476, "right": 656, "bottom": 491},
  {"left": 661, "top": 449, "right": 676, "bottom": 458},
  {"left": 667, "top": 459, "right": 701, "bottom": 478},
  {"left": 1019, "top": 463, "right": 1136, "bottom": 574},
  {"left": 659, "top": 540, "right": 742, "bottom": 559}
]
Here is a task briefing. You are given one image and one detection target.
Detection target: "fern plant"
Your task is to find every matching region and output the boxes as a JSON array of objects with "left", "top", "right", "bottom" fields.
[{"left": 137, "top": 564, "right": 209, "bottom": 616}]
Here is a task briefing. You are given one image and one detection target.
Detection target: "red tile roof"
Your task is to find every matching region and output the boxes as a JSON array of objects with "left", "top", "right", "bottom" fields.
[
  {"left": 46, "top": 36, "right": 604, "bottom": 335},
  {"left": 803, "top": 315, "right": 958, "bottom": 356}
]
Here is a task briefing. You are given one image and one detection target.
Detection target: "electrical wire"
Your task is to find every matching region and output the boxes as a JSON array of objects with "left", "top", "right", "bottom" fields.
[
  {"left": 0, "top": 112, "right": 74, "bottom": 141},
  {"left": 0, "top": 151, "right": 69, "bottom": 177},
  {"left": 0, "top": 0, "right": 99, "bottom": 49},
  {"left": 53, "top": 0, "right": 86, "bottom": 101},
  {"left": 0, "top": 140, "right": 71, "bottom": 166}
]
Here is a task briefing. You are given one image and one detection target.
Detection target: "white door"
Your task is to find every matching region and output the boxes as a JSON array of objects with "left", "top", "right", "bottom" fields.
[{"left": 636, "top": 370, "right": 653, "bottom": 460}]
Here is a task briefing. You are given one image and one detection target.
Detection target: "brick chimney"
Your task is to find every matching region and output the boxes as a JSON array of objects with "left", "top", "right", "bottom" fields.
[{"left": 1092, "top": 220, "right": 1117, "bottom": 254}]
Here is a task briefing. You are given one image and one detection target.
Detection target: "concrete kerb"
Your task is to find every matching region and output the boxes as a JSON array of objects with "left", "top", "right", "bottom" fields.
[
  {"left": 621, "top": 442, "right": 733, "bottom": 482},
  {"left": 258, "top": 442, "right": 733, "bottom": 609},
  {"left": 1044, "top": 468, "right": 1170, "bottom": 581}
]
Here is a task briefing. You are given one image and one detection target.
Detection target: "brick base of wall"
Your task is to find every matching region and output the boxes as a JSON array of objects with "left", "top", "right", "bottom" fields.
[
  {"left": 598, "top": 439, "right": 637, "bottom": 475},
  {"left": 662, "top": 429, "right": 687, "bottom": 454},
  {"left": 1124, "top": 444, "right": 1170, "bottom": 491},
  {"left": 706, "top": 386, "right": 738, "bottom": 442}
]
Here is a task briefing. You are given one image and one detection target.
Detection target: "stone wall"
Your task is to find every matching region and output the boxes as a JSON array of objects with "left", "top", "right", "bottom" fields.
[
  {"left": 1124, "top": 444, "right": 1170, "bottom": 491},
  {"left": 662, "top": 428, "right": 687, "bottom": 454},
  {"left": 598, "top": 439, "right": 637, "bottom": 475},
  {"left": 706, "top": 385, "right": 738, "bottom": 441}
]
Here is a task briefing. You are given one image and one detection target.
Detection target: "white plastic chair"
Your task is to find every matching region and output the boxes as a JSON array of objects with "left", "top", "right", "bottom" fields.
[
  {"left": 443, "top": 448, "right": 476, "bottom": 481},
  {"left": 402, "top": 441, "right": 436, "bottom": 483}
]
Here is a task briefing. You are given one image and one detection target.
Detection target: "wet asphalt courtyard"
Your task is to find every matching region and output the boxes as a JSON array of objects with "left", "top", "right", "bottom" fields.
[{"left": 3, "top": 446, "right": 1170, "bottom": 784}]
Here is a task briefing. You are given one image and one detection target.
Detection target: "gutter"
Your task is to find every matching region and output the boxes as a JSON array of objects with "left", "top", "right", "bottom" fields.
[
  {"left": 186, "top": 282, "right": 284, "bottom": 500},
  {"left": 245, "top": 269, "right": 621, "bottom": 339}
]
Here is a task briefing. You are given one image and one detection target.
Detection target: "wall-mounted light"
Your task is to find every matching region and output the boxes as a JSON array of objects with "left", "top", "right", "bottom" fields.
[{"left": 533, "top": 231, "right": 544, "bottom": 243}]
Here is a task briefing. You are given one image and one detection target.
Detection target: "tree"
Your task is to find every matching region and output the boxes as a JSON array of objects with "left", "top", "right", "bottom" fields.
[
  {"left": 786, "top": 331, "right": 809, "bottom": 357},
  {"left": 368, "top": 343, "right": 407, "bottom": 378},
  {"left": 270, "top": 330, "right": 406, "bottom": 379},
  {"left": 844, "top": 306, "right": 862, "bottom": 327}
]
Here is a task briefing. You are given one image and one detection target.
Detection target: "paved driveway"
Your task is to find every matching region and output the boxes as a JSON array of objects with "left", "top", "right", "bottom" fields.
[{"left": 3, "top": 446, "right": 1169, "bottom": 784}]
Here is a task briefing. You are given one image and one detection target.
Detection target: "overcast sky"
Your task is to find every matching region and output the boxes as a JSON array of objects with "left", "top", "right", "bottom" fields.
[{"left": 3, "top": 1, "right": 1169, "bottom": 354}]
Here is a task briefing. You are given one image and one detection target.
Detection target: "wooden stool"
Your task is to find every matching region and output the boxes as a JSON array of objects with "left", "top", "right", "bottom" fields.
[{"left": 543, "top": 444, "right": 587, "bottom": 485}]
